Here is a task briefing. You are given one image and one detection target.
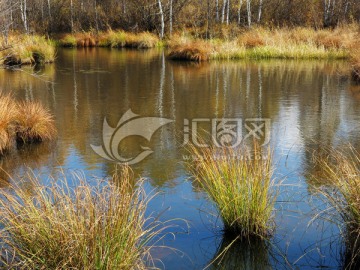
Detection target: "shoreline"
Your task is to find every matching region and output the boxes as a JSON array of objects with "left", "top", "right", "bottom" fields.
[{"left": 1, "top": 26, "right": 359, "bottom": 82}]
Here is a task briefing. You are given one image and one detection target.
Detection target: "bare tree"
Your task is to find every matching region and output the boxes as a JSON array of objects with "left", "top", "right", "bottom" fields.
[
  {"left": 169, "top": 0, "right": 173, "bottom": 35},
  {"left": 246, "top": 0, "right": 251, "bottom": 27},
  {"left": 20, "top": 0, "right": 28, "bottom": 33},
  {"left": 221, "top": 0, "right": 227, "bottom": 23},
  {"left": 238, "top": 0, "right": 243, "bottom": 25},
  {"left": 257, "top": 0, "right": 263, "bottom": 23},
  {"left": 158, "top": 0, "right": 165, "bottom": 39},
  {"left": 226, "top": 0, "right": 230, "bottom": 25}
]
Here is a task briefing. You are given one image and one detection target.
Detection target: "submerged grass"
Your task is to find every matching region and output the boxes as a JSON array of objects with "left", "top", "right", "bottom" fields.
[
  {"left": 15, "top": 101, "right": 57, "bottom": 144},
  {"left": 0, "top": 166, "right": 164, "bottom": 269},
  {"left": 187, "top": 144, "right": 277, "bottom": 238}
]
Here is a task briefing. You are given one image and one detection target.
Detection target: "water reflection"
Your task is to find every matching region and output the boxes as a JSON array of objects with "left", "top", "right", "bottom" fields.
[
  {"left": 0, "top": 48, "right": 360, "bottom": 269},
  {"left": 209, "top": 237, "right": 272, "bottom": 270}
]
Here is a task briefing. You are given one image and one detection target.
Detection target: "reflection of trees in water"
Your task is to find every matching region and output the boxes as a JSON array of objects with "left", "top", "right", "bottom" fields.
[
  {"left": 209, "top": 236, "right": 272, "bottom": 270},
  {"left": 0, "top": 49, "right": 356, "bottom": 187}
]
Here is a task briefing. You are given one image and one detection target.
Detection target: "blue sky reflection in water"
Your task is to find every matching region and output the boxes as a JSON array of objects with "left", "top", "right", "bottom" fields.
[{"left": 0, "top": 48, "right": 360, "bottom": 269}]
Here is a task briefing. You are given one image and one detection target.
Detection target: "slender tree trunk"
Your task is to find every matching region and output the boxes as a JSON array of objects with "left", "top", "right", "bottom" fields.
[
  {"left": 246, "top": 0, "right": 251, "bottom": 27},
  {"left": 20, "top": 0, "right": 28, "bottom": 33},
  {"left": 47, "top": 0, "right": 51, "bottom": 19},
  {"left": 238, "top": 0, "right": 243, "bottom": 25},
  {"left": 158, "top": 0, "right": 165, "bottom": 39},
  {"left": 95, "top": 0, "right": 99, "bottom": 32},
  {"left": 216, "top": 0, "right": 219, "bottom": 22},
  {"left": 169, "top": 0, "right": 173, "bottom": 36},
  {"left": 70, "top": 0, "right": 74, "bottom": 33},
  {"left": 226, "top": 0, "right": 230, "bottom": 25},
  {"left": 221, "top": 0, "right": 227, "bottom": 23},
  {"left": 257, "top": 0, "right": 263, "bottom": 23}
]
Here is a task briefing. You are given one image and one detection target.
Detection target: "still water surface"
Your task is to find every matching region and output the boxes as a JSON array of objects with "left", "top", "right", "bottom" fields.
[{"left": 1, "top": 48, "right": 360, "bottom": 269}]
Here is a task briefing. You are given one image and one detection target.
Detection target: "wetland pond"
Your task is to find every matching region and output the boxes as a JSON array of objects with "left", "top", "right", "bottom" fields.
[{"left": 1, "top": 48, "right": 360, "bottom": 269}]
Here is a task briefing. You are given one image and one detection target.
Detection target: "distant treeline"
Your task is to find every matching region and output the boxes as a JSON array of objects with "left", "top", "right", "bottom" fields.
[{"left": 0, "top": 0, "right": 359, "bottom": 36}]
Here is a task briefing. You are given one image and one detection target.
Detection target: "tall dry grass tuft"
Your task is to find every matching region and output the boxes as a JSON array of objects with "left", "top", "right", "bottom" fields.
[
  {"left": 186, "top": 143, "right": 277, "bottom": 238},
  {"left": 1, "top": 35, "right": 55, "bottom": 66},
  {"left": 15, "top": 101, "right": 57, "bottom": 144},
  {"left": 125, "top": 32, "right": 160, "bottom": 49},
  {"left": 168, "top": 41, "right": 213, "bottom": 62},
  {"left": 0, "top": 95, "right": 18, "bottom": 155},
  {"left": 0, "top": 166, "right": 165, "bottom": 269},
  {"left": 313, "top": 146, "right": 360, "bottom": 227},
  {"left": 311, "top": 146, "right": 360, "bottom": 269}
]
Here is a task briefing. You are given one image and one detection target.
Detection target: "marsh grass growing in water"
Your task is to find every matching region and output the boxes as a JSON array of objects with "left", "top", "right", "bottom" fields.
[
  {"left": 0, "top": 95, "right": 57, "bottom": 151},
  {"left": 15, "top": 101, "right": 57, "bottom": 144},
  {"left": 0, "top": 94, "right": 18, "bottom": 155},
  {"left": 186, "top": 143, "right": 277, "bottom": 238},
  {"left": 311, "top": 146, "right": 360, "bottom": 269},
  {"left": 1, "top": 35, "right": 55, "bottom": 66},
  {"left": 0, "top": 166, "right": 167, "bottom": 269}
]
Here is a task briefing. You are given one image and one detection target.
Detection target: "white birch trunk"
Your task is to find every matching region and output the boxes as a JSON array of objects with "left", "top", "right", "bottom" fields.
[
  {"left": 158, "top": 0, "right": 165, "bottom": 39},
  {"left": 246, "top": 0, "right": 251, "bottom": 27},
  {"left": 257, "top": 0, "right": 263, "bottom": 23},
  {"left": 238, "top": 0, "right": 243, "bottom": 25},
  {"left": 169, "top": 0, "right": 173, "bottom": 36}
]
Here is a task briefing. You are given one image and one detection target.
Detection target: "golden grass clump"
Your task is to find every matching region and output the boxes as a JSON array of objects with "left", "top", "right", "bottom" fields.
[
  {"left": 187, "top": 144, "right": 277, "bottom": 238},
  {"left": 125, "top": 32, "right": 160, "bottom": 49},
  {"left": 15, "top": 101, "right": 57, "bottom": 144},
  {"left": 168, "top": 41, "right": 213, "bottom": 62},
  {"left": 97, "top": 30, "right": 127, "bottom": 48},
  {"left": 0, "top": 95, "right": 18, "bottom": 155},
  {"left": 313, "top": 146, "right": 360, "bottom": 226},
  {"left": 0, "top": 166, "right": 164, "bottom": 269},
  {"left": 1, "top": 35, "right": 55, "bottom": 66},
  {"left": 311, "top": 146, "right": 360, "bottom": 268},
  {"left": 238, "top": 28, "right": 266, "bottom": 48},
  {"left": 60, "top": 31, "right": 160, "bottom": 49}
]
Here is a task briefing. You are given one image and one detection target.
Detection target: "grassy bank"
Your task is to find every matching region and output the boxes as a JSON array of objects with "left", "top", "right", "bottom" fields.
[
  {"left": 0, "top": 94, "right": 56, "bottom": 155},
  {"left": 1, "top": 35, "right": 55, "bottom": 66},
  {"left": 168, "top": 25, "right": 359, "bottom": 61},
  {"left": 0, "top": 166, "right": 163, "bottom": 269},
  {"left": 187, "top": 144, "right": 277, "bottom": 238},
  {"left": 58, "top": 31, "right": 162, "bottom": 49}
]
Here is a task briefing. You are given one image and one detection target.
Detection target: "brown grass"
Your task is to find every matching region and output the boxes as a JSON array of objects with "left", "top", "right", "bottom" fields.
[
  {"left": 15, "top": 101, "right": 57, "bottom": 144},
  {"left": 0, "top": 34, "right": 55, "bottom": 66},
  {"left": 0, "top": 95, "right": 18, "bottom": 155},
  {"left": 59, "top": 31, "right": 160, "bottom": 49},
  {"left": 168, "top": 41, "right": 213, "bottom": 62},
  {"left": 0, "top": 165, "right": 166, "bottom": 269}
]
